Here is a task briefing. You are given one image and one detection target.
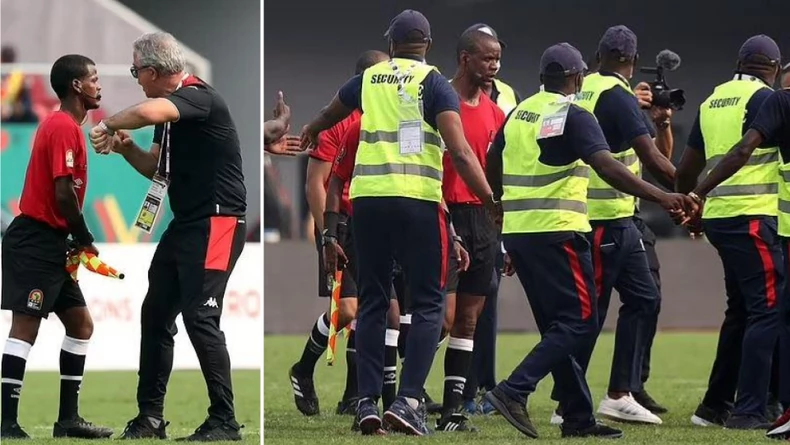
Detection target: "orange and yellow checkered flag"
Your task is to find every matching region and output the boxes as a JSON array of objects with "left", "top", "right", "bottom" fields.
[
  {"left": 326, "top": 270, "right": 343, "bottom": 366},
  {"left": 66, "top": 251, "right": 125, "bottom": 281}
]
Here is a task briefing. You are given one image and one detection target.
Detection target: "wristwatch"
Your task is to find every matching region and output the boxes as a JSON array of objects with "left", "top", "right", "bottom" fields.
[
  {"left": 452, "top": 235, "right": 463, "bottom": 245},
  {"left": 98, "top": 120, "right": 115, "bottom": 136},
  {"left": 655, "top": 119, "right": 671, "bottom": 130}
]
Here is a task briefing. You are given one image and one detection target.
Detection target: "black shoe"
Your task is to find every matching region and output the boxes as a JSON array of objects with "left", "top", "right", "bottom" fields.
[
  {"left": 0, "top": 421, "right": 30, "bottom": 439},
  {"left": 336, "top": 397, "right": 359, "bottom": 416},
  {"left": 289, "top": 364, "right": 319, "bottom": 416},
  {"left": 435, "top": 412, "right": 477, "bottom": 432},
  {"left": 53, "top": 416, "right": 113, "bottom": 439},
  {"left": 724, "top": 414, "right": 773, "bottom": 430},
  {"left": 691, "top": 403, "right": 730, "bottom": 427},
  {"left": 561, "top": 420, "right": 623, "bottom": 439},
  {"left": 175, "top": 418, "right": 242, "bottom": 442},
  {"left": 352, "top": 398, "right": 385, "bottom": 435},
  {"left": 423, "top": 389, "right": 442, "bottom": 415},
  {"left": 483, "top": 386, "right": 538, "bottom": 438},
  {"left": 383, "top": 397, "right": 430, "bottom": 436},
  {"left": 119, "top": 415, "right": 168, "bottom": 440},
  {"left": 633, "top": 390, "right": 668, "bottom": 414}
]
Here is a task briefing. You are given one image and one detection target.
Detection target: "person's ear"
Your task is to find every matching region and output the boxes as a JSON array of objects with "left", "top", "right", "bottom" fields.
[
  {"left": 72, "top": 79, "right": 82, "bottom": 95},
  {"left": 425, "top": 38, "right": 432, "bottom": 56}
]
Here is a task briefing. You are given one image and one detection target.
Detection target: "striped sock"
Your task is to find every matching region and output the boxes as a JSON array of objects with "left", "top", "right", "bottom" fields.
[
  {"left": 1, "top": 338, "right": 31, "bottom": 424},
  {"left": 383, "top": 328, "right": 399, "bottom": 411},
  {"left": 297, "top": 313, "right": 330, "bottom": 376},
  {"left": 59, "top": 336, "right": 89, "bottom": 421},
  {"left": 442, "top": 337, "right": 474, "bottom": 416}
]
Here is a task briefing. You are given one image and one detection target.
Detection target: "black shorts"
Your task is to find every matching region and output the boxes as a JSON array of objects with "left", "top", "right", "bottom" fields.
[
  {"left": 449, "top": 204, "right": 498, "bottom": 296},
  {"left": 1, "top": 215, "right": 86, "bottom": 319},
  {"left": 145, "top": 215, "right": 246, "bottom": 319},
  {"left": 315, "top": 214, "right": 358, "bottom": 298}
]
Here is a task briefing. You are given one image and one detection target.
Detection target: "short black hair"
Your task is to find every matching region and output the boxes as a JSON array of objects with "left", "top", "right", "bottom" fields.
[
  {"left": 355, "top": 50, "right": 388, "bottom": 75},
  {"left": 50, "top": 54, "right": 95, "bottom": 100},
  {"left": 455, "top": 31, "right": 497, "bottom": 62}
]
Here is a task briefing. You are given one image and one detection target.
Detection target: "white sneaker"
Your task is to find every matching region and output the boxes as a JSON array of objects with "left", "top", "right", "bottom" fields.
[
  {"left": 550, "top": 411, "right": 563, "bottom": 425},
  {"left": 597, "top": 394, "right": 663, "bottom": 425}
]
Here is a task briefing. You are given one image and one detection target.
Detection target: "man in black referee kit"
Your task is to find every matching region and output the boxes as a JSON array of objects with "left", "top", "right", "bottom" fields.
[
  {"left": 89, "top": 32, "right": 247, "bottom": 441},
  {"left": 1, "top": 54, "right": 113, "bottom": 440}
]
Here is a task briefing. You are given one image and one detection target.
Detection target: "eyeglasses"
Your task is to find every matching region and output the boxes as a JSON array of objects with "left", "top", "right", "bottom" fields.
[{"left": 130, "top": 65, "right": 152, "bottom": 79}]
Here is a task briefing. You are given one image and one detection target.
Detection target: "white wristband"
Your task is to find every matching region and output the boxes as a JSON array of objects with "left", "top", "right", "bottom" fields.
[{"left": 98, "top": 120, "right": 115, "bottom": 136}]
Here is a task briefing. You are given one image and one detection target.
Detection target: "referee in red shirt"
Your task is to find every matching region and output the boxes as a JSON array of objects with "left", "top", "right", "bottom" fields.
[
  {"left": 288, "top": 50, "right": 390, "bottom": 417},
  {"left": 1, "top": 55, "right": 112, "bottom": 440},
  {"left": 430, "top": 25, "right": 506, "bottom": 432}
]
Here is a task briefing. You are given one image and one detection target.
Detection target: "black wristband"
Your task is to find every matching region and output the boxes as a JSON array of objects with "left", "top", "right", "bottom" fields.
[
  {"left": 71, "top": 217, "right": 94, "bottom": 247},
  {"left": 323, "top": 211, "right": 340, "bottom": 238}
]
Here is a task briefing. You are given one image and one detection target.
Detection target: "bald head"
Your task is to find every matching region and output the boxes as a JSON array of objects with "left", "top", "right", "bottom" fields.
[{"left": 355, "top": 50, "right": 388, "bottom": 75}]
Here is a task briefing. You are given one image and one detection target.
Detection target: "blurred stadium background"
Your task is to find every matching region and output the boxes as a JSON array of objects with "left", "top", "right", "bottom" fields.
[{"left": 1, "top": 0, "right": 261, "bottom": 440}]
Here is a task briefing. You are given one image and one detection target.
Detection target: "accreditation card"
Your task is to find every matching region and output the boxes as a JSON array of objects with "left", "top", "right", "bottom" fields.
[{"left": 134, "top": 174, "right": 169, "bottom": 233}]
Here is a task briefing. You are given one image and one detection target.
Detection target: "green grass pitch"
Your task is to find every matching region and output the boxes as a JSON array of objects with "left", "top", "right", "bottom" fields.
[
  {"left": 14, "top": 370, "right": 260, "bottom": 444},
  {"left": 264, "top": 332, "right": 777, "bottom": 444}
]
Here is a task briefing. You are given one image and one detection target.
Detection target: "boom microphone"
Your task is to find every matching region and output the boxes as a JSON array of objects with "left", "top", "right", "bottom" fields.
[{"left": 656, "top": 49, "right": 681, "bottom": 71}]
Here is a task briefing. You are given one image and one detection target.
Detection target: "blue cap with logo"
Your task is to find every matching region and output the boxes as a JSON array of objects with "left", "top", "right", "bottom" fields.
[
  {"left": 540, "top": 43, "right": 587, "bottom": 76},
  {"left": 738, "top": 34, "right": 781, "bottom": 65},
  {"left": 384, "top": 10, "right": 431, "bottom": 44},
  {"left": 598, "top": 25, "right": 638, "bottom": 61}
]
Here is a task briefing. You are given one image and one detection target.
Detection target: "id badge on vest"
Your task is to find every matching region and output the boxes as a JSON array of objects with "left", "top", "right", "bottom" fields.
[
  {"left": 135, "top": 123, "right": 171, "bottom": 233},
  {"left": 537, "top": 102, "right": 571, "bottom": 139},
  {"left": 398, "top": 120, "right": 423, "bottom": 155}
]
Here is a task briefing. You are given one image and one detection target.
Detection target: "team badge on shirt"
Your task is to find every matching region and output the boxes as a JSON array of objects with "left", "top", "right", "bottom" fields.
[
  {"left": 66, "top": 149, "right": 74, "bottom": 168},
  {"left": 27, "top": 289, "right": 44, "bottom": 310}
]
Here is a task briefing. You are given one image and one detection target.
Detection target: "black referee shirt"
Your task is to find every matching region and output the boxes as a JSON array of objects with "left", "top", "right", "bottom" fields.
[{"left": 153, "top": 76, "right": 246, "bottom": 222}]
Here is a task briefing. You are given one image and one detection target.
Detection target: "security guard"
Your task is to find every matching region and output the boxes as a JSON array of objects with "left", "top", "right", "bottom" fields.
[
  {"left": 482, "top": 42, "right": 692, "bottom": 440},
  {"left": 550, "top": 25, "right": 674, "bottom": 425},
  {"left": 676, "top": 35, "right": 784, "bottom": 430},
  {"left": 300, "top": 9, "right": 495, "bottom": 436}
]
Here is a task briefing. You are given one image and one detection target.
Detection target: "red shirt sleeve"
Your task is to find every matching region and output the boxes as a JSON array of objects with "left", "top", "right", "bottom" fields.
[
  {"left": 310, "top": 124, "right": 343, "bottom": 163},
  {"left": 49, "top": 117, "right": 82, "bottom": 180},
  {"left": 333, "top": 119, "right": 361, "bottom": 182}
]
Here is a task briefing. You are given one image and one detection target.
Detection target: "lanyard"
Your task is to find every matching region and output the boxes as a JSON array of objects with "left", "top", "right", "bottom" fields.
[
  {"left": 156, "top": 73, "right": 190, "bottom": 179},
  {"left": 388, "top": 59, "right": 419, "bottom": 102}
]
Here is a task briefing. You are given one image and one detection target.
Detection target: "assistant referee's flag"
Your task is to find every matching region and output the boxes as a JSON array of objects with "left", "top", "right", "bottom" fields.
[
  {"left": 66, "top": 251, "right": 125, "bottom": 281},
  {"left": 326, "top": 270, "right": 343, "bottom": 366}
]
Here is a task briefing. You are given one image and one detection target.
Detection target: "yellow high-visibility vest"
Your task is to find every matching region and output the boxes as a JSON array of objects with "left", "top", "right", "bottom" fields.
[
  {"left": 349, "top": 59, "right": 444, "bottom": 203},
  {"left": 501, "top": 91, "right": 591, "bottom": 234}
]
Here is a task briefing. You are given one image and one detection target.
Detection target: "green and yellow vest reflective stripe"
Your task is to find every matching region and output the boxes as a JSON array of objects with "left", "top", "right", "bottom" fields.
[
  {"left": 575, "top": 72, "right": 640, "bottom": 221},
  {"left": 778, "top": 164, "right": 790, "bottom": 236},
  {"left": 699, "top": 76, "right": 778, "bottom": 219},
  {"left": 349, "top": 59, "right": 444, "bottom": 203},
  {"left": 501, "top": 91, "right": 591, "bottom": 234},
  {"left": 493, "top": 79, "right": 518, "bottom": 115}
]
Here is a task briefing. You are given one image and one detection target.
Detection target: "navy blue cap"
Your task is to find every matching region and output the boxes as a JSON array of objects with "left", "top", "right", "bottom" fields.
[
  {"left": 739, "top": 35, "right": 781, "bottom": 65},
  {"left": 598, "top": 25, "right": 638, "bottom": 60},
  {"left": 462, "top": 23, "right": 507, "bottom": 48},
  {"left": 540, "top": 43, "right": 587, "bottom": 76},
  {"left": 384, "top": 10, "right": 431, "bottom": 44}
]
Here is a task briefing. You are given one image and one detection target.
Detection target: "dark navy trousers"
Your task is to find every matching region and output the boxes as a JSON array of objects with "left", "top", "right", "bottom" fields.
[
  {"left": 701, "top": 216, "right": 783, "bottom": 418},
  {"left": 500, "top": 232, "right": 597, "bottom": 430},
  {"left": 552, "top": 219, "right": 658, "bottom": 402},
  {"left": 351, "top": 197, "right": 448, "bottom": 401},
  {"left": 780, "top": 238, "right": 790, "bottom": 406},
  {"left": 632, "top": 213, "right": 661, "bottom": 390}
]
